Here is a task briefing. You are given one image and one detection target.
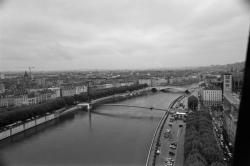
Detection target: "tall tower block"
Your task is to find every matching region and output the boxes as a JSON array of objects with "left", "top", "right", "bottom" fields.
[{"left": 223, "top": 73, "right": 232, "bottom": 93}]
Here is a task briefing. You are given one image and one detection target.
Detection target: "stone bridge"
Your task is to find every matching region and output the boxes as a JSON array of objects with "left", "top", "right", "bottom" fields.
[{"left": 152, "top": 86, "right": 187, "bottom": 93}]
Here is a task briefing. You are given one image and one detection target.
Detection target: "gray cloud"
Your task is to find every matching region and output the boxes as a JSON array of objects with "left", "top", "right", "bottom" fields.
[{"left": 0, "top": 0, "right": 249, "bottom": 71}]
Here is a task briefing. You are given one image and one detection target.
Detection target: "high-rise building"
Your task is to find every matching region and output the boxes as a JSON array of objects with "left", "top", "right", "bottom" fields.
[
  {"left": 222, "top": 92, "right": 240, "bottom": 147},
  {"left": 223, "top": 73, "right": 232, "bottom": 93},
  {"left": 232, "top": 72, "right": 244, "bottom": 94},
  {"left": 0, "top": 83, "right": 5, "bottom": 93},
  {"left": 200, "top": 87, "right": 222, "bottom": 102}
]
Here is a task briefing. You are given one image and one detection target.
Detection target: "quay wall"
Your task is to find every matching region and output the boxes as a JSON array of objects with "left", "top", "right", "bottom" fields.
[
  {"left": 0, "top": 87, "right": 160, "bottom": 142},
  {"left": 0, "top": 88, "right": 151, "bottom": 141},
  {"left": 0, "top": 109, "right": 63, "bottom": 141}
]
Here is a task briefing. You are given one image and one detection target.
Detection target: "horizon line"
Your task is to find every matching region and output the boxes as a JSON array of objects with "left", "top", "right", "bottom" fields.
[{"left": 0, "top": 61, "right": 245, "bottom": 73}]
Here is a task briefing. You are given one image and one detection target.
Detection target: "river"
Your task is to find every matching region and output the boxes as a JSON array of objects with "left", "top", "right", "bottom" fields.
[{"left": 0, "top": 92, "right": 181, "bottom": 166}]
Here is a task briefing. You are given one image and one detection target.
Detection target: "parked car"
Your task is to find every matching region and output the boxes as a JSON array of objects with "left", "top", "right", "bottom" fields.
[
  {"left": 169, "top": 151, "right": 175, "bottom": 156},
  {"left": 165, "top": 157, "right": 174, "bottom": 166},
  {"left": 165, "top": 157, "right": 174, "bottom": 162},
  {"left": 156, "top": 149, "right": 161, "bottom": 155},
  {"left": 169, "top": 145, "right": 177, "bottom": 150},
  {"left": 170, "top": 142, "right": 177, "bottom": 147},
  {"left": 165, "top": 161, "right": 173, "bottom": 166},
  {"left": 164, "top": 132, "right": 170, "bottom": 138},
  {"left": 171, "top": 142, "right": 177, "bottom": 146}
]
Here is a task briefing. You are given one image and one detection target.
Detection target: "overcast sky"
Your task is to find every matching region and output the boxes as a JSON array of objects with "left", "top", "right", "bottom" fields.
[{"left": 0, "top": 0, "right": 249, "bottom": 71}]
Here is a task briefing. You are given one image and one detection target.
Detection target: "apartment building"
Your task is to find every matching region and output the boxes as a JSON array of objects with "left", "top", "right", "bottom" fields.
[
  {"left": 201, "top": 87, "right": 222, "bottom": 102},
  {"left": 222, "top": 92, "right": 240, "bottom": 147}
]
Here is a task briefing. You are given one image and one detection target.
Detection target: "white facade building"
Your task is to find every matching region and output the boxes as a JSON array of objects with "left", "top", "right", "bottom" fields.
[
  {"left": 104, "top": 84, "right": 113, "bottom": 88},
  {"left": 120, "top": 82, "right": 134, "bottom": 87},
  {"left": 201, "top": 88, "right": 222, "bottom": 102},
  {"left": 75, "top": 86, "right": 87, "bottom": 94},
  {"left": 138, "top": 79, "right": 152, "bottom": 86},
  {"left": 61, "top": 87, "right": 76, "bottom": 97}
]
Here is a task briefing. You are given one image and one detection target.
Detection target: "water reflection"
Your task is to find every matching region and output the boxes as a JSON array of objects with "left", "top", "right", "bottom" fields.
[
  {"left": 0, "top": 110, "right": 87, "bottom": 149},
  {"left": 0, "top": 153, "right": 7, "bottom": 166},
  {"left": 0, "top": 93, "right": 180, "bottom": 166},
  {"left": 92, "top": 110, "right": 161, "bottom": 121},
  {"left": 88, "top": 111, "right": 92, "bottom": 132}
]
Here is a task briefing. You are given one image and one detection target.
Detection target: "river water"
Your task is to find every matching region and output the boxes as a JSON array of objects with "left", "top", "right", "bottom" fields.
[{"left": 0, "top": 92, "right": 181, "bottom": 166}]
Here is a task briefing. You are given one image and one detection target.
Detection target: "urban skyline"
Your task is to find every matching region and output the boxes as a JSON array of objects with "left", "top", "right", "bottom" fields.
[
  {"left": 0, "top": 60, "right": 246, "bottom": 72},
  {"left": 0, "top": 0, "right": 248, "bottom": 165}
]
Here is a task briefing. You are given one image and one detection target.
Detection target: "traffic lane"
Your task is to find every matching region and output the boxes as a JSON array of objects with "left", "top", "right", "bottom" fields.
[
  {"left": 167, "top": 119, "right": 181, "bottom": 165},
  {"left": 156, "top": 115, "right": 180, "bottom": 166},
  {"left": 155, "top": 114, "right": 172, "bottom": 166},
  {"left": 163, "top": 118, "right": 185, "bottom": 166},
  {"left": 155, "top": 114, "right": 177, "bottom": 166},
  {"left": 174, "top": 120, "right": 186, "bottom": 166}
]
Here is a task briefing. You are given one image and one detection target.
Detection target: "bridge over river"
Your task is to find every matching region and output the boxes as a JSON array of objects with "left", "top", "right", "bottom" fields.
[
  {"left": 102, "top": 104, "right": 184, "bottom": 113},
  {"left": 102, "top": 103, "right": 169, "bottom": 112},
  {"left": 0, "top": 92, "right": 182, "bottom": 166},
  {"left": 153, "top": 86, "right": 188, "bottom": 92}
]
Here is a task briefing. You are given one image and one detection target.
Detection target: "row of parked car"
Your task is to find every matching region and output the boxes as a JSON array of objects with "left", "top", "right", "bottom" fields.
[
  {"left": 163, "top": 126, "right": 178, "bottom": 166},
  {"left": 157, "top": 111, "right": 185, "bottom": 166},
  {"left": 165, "top": 157, "right": 174, "bottom": 166},
  {"left": 165, "top": 141, "right": 177, "bottom": 166},
  {"left": 208, "top": 107, "right": 233, "bottom": 162}
]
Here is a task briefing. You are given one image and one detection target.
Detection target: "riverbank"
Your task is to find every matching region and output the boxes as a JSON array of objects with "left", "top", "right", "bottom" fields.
[
  {"left": 0, "top": 108, "right": 65, "bottom": 141},
  {"left": 0, "top": 92, "right": 181, "bottom": 166},
  {"left": 0, "top": 87, "right": 152, "bottom": 142}
]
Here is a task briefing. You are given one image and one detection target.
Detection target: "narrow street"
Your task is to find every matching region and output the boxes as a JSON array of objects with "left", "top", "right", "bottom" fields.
[{"left": 209, "top": 107, "right": 233, "bottom": 163}]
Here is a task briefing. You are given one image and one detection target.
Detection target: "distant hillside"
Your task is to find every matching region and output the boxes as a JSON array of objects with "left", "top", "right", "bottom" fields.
[{"left": 193, "top": 61, "right": 245, "bottom": 72}]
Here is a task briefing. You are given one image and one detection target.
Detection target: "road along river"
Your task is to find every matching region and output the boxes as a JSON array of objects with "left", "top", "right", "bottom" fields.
[{"left": 0, "top": 92, "right": 181, "bottom": 166}]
